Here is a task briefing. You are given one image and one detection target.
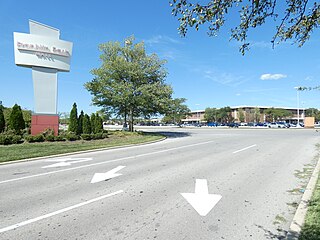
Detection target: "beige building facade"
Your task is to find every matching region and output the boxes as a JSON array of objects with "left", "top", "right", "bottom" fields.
[{"left": 182, "top": 106, "right": 306, "bottom": 124}]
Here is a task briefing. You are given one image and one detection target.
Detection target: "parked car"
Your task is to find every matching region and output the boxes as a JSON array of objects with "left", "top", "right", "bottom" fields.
[
  {"left": 228, "top": 122, "right": 239, "bottom": 128},
  {"left": 276, "top": 122, "right": 289, "bottom": 128},
  {"left": 260, "top": 122, "right": 268, "bottom": 127},
  {"left": 207, "top": 122, "right": 218, "bottom": 127},
  {"left": 268, "top": 122, "right": 278, "bottom": 128}
]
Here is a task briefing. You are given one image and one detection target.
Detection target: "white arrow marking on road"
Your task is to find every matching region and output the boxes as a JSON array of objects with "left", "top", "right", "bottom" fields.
[
  {"left": 42, "top": 162, "right": 72, "bottom": 168},
  {"left": 91, "top": 166, "right": 126, "bottom": 183},
  {"left": 42, "top": 158, "right": 93, "bottom": 168},
  {"left": 181, "top": 179, "right": 222, "bottom": 216}
]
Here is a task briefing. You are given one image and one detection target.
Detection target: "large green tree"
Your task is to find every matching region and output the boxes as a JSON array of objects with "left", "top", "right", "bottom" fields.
[
  {"left": 170, "top": 1, "right": 320, "bottom": 54},
  {"left": 162, "top": 98, "right": 191, "bottom": 124},
  {"left": 238, "top": 108, "right": 245, "bottom": 122},
  {"left": 216, "top": 106, "right": 233, "bottom": 123},
  {"left": 85, "top": 36, "right": 173, "bottom": 132},
  {"left": 8, "top": 104, "right": 25, "bottom": 133},
  {"left": 305, "top": 108, "right": 320, "bottom": 122},
  {"left": 204, "top": 107, "right": 218, "bottom": 122},
  {"left": 264, "top": 108, "right": 292, "bottom": 122}
]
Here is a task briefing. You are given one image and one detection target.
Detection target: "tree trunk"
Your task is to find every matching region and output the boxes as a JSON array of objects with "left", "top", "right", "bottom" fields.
[
  {"left": 129, "top": 108, "right": 134, "bottom": 132},
  {"left": 123, "top": 108, "right": 127, "bottom": 129}
]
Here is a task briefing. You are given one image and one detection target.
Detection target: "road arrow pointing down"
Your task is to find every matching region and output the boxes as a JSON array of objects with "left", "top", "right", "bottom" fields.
[
  {"left": 91, "top": 166, "right": 126, "bottom": 183},
  {"left": 181, "top": 179, "right": 222, "bottom": 216}
]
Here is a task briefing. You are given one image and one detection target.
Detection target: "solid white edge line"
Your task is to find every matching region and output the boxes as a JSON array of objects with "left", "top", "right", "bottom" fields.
[
  {"left": 0, "top": 190, "right": 123, "bottom": 233},
  {"left": 0, "top": 140, "right": 215, "bottom": 185},
  {"left": 288, "top": 156, "right": 320, "bottom": 237},
  {"left": 232, "top": 144, "right": 257, "bottom": 154}
]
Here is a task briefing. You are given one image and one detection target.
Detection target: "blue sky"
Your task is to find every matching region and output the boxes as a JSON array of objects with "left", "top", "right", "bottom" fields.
[{"left": 1, "top": 0, "right": 319, "bottom": 114}]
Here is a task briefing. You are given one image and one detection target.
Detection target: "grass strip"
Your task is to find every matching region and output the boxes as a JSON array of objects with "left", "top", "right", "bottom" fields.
[
  {"left": 0, "top": 132, "right": 164, "bottom": 163},
  {"left": 299, "top": 174, "right": 320, "bottom": 240}
]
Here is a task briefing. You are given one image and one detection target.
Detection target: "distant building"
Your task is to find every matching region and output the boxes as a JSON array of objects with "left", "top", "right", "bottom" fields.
[{"left": 182, "top": 106, "right": 306, "bottom": 124}]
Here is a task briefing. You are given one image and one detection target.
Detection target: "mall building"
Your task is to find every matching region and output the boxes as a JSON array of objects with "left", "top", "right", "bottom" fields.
[{"left": 182, "top": 106, "right": 306, "bottom": 124}]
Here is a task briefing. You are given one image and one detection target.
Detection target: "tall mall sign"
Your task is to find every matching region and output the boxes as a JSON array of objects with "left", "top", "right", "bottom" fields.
[{"left": 14, "top": 20, "right": 73, "bottom": 135}]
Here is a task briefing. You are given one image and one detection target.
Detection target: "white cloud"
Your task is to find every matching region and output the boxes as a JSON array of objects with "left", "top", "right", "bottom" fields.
[
  {"left": 204, "top": 71, "right": 248, "bottom": 87},
  {"left": 260, "top": 73, "right": 287, "bottom": 80},
  {"left": 144, "top": 35, "right": 182, "bottom": 45},
  {"left": 304, "top": 76, "right": 314, "bottom": 81}
]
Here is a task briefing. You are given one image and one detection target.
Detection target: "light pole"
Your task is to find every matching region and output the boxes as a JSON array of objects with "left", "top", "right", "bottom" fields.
[{"left": 294, "top": 87, "right": 301, "bottom": 127}]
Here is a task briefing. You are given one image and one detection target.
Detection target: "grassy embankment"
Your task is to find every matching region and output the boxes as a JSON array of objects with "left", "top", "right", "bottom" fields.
[
  {"left": 299, "top": 174, "right": 320, "bottom": 240},
  {"left": 0, "top": 131, "right": 164, "bottom": 163}
]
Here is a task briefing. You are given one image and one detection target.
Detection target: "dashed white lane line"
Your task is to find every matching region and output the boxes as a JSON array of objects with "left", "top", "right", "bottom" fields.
[
  {"left": 232, "top": 144, "right": 257, "bottom": 154},
  {"left": 0, "top": 190, "right": 123, "bottom": 233}
]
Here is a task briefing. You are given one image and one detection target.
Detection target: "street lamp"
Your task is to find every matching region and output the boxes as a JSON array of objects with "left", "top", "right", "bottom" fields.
[{"left": 294, "top": 87, "right": 301, "bottom": 127}]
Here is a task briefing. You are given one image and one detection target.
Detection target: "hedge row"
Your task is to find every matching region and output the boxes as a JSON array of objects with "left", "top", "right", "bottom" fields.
[{"left": 0, "top": 132, "right": 108, "bottom": 145}]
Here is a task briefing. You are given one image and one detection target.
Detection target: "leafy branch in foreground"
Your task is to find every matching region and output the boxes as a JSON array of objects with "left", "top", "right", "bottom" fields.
[{"left": 170, "top": 0, "right": 320, "bottom": 54}]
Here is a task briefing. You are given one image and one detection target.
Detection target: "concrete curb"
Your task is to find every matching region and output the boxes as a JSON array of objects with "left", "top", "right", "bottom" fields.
[
  {"left": 0, "top": 136, "right": 166, "bottom": 166},
  {"left": 287, "top": 156, "right": 320, "bottom": 239}
]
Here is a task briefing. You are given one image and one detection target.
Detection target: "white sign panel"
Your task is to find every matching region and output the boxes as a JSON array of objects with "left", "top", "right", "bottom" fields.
[{"left": 13, "top": 32, "right": 73, "bottom": 72}]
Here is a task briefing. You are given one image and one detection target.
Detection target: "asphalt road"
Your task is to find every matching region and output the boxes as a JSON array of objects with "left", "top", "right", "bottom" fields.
[{"left": 0, "top": 127, "right": 319, "bottom": 240}]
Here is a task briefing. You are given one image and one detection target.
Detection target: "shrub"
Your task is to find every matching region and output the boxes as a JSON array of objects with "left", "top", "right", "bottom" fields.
[
  {"left": 54, "top": 135, "right": 66, "bottom": 141},
  {"left": 0, "top": 107, "right": 5, "bottom": 133},
  {"left": 68, "top": 103, "right": 78, "bottom": 134},
  {"left": 94, "top": 113, "right": 103, "bottom": 133},
  {"left": 45, "top": 134, "right": 55, "bottom": 142},
  {"left": 81, "top": 134, "right": 92, "bottom": 141},
  {"left": 0, "top": 133, "right": 23, "bottom": 145},
  {"left": 65, "top": 133, "right": 79, "bottom": 141},
  {"left": 42, "top": 128, "right": 55, "bottom": 142},
  {"left": 11, "top": 135, "right": 23, "bottom": 144},
  {"left": 8, "top": 104, "right": 25, "bottom": 133},
  {"left": 0, "top": 134, "right": 12, "bottom": 145},
  {"left": 82, "top": 114, "right": 91, "bottom": 134},
  {"left": 25, "top": 134, "right": 45, "bottom": 143},
  {"left": 102, "top": 133, "right": 108, "bottom": 139},
  {"left": 92, "top": 133, "right": 103, "bottom": 140}
]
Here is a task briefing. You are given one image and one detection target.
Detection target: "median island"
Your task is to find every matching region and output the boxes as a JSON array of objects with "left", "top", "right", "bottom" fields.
[{"left": 0, "top": 131, "right": 164, "bottom": 163}]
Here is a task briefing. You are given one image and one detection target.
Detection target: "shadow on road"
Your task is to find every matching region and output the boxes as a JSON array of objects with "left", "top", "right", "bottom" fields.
[
  {"left": 149, "top": 131, "right": 191, "bottom": 139},
  {"left": 255, "top": 225, "right": 288, "bottom": 239}
]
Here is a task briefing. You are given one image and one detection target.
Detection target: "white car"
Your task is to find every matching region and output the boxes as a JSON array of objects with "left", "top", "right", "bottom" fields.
[{"left": 268, "top": 122, "right": 278, "bottom": 128}]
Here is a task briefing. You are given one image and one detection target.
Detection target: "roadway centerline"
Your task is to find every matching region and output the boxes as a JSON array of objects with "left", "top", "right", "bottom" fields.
[
  {"left": 0, "top": 140, "right": 215, "bottom": 185},
  {"left": 232, "top": 144, "right": 257, "bottom": 154},
  {"left": 0, "top": 190, "right": 123, "bottom": 233}
]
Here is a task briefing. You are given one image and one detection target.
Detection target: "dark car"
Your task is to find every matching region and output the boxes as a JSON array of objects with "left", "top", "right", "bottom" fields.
[{"left": 228, "top": 122, "right": 239, "bottom": 128}]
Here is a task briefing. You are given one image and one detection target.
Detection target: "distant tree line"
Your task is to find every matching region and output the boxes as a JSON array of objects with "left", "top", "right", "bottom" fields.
[
  {"left": 203, "top": 106, "right": 311, "bottom": 123},
  {"left": 204, "top": 107, "right": 234, "bottom": 123}
]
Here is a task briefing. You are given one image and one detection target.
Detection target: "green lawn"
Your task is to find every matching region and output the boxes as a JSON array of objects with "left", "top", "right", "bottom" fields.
[
  {"left": 0, "top": 131, "right": 164, "bottom": 163},
  {"left": 299, "top": 174, "right": 320, "bottom": 240}
]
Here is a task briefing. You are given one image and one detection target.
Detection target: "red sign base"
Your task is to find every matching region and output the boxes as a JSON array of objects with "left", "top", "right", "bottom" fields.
[{"left": 31, "top": 114, "right": 59, "bottom": 136}]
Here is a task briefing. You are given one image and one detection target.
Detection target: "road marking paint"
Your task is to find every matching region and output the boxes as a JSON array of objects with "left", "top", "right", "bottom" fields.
[
  {"left": 0, "top": 140, "right": 215, "bottom": 185},
  {"left": 42, "top": 158, "right": 93, "bottom": 168},
  {"left": 181, "top": 179, "right": 222, "bottom": 216},
  {"left": 0, "top": 190, "right": 123, "bottom": 233},
  {"left": 232, "top": 144, "right": 257, "bottom": 154},
  {"left": 91, "top": 166, "right": 126, "bottom": 183}
]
